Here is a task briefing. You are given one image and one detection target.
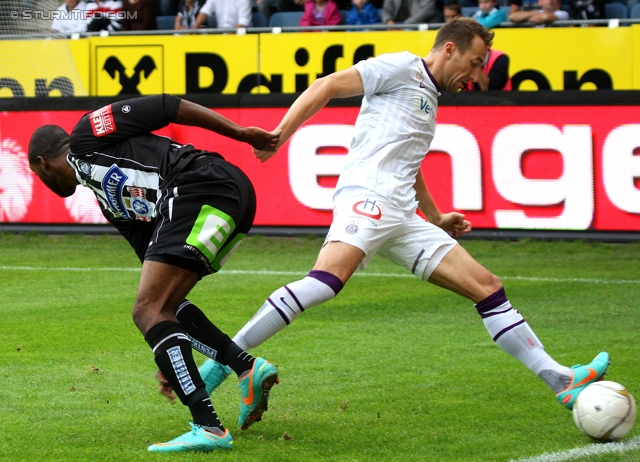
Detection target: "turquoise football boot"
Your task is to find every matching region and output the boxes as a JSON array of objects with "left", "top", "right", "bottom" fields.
[
  {"left": 556, "top": 352, "right": 610, "bottom": 410},
  {"left": 147, "top": 423, "right": 233, "bottom": 453},
  {"left": 237, "top": 357, "right": 279, "bottom": 430},
  {"left": 200, "top": 359, "right": 232, "bottom": 395}
]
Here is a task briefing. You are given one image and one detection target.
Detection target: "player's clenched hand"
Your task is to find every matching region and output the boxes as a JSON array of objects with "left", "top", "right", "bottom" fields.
[
  {"left": 242, "top": 127, "right": 280, "bottom": 152},
  {"left": 434, "top": 212, "right": 472, "bottom": 237},
  {"left": 252, "top": 129, "right": 282, "bottom": 163},
  {"left": 156, "top": 369, "right": 176, "bottom": 404}
]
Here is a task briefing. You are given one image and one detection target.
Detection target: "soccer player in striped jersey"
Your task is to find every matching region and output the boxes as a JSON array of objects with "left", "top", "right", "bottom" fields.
[
  {"left": 28, "top": 95, "right": 280, "bottom": 453},
  {"left": 202, "top": 18, "right": 609, "bottom": 412}
]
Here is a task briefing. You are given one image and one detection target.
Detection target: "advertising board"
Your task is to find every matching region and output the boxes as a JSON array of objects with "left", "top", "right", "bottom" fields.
[{"left": 2, "top": 98, "right": 638, "bottom": 232}]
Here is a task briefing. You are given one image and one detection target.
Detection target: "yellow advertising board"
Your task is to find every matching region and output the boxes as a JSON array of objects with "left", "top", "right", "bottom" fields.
[
  {"left": 259, "top": 27, "right": 634, "bottom": 92},
  {"left": 68, "top": 39, "right": 91, "bottom": 94},
  {"left": 0, "top": 38, "right": 88, "bottom": 97},
  {"left": 88, "top": 34, "right": 259, "bottom": 96},
  {"left": 633, "top": 25, "right": 640, "bottom": 89},
  {"left": 493, "top": 27, "right": 633, "bottom": 90},
  {"left": 258, "top": 30, "right": 436, "bottom": 93},
  {"left": 0, "top": 26, "right": 637, "bottom": 97}
]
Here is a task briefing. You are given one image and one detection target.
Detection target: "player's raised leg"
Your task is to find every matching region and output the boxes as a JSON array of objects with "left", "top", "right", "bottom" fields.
[
  {"left": 427, "top": 244, "right": 608, "bottom": 409},
  {"left": 232, "top": 241, "right": 361, "bottom": 351}
]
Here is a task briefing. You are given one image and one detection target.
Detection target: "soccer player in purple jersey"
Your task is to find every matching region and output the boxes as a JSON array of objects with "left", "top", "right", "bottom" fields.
[{"left": 202, "top": 18, "right": 609, "bottom": 414}]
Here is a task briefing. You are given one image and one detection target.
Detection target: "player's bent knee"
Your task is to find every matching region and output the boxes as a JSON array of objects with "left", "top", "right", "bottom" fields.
[
  {"left": 131, "top": 300, "right": 170, "bottom": 334},
  {"left": 486, "top": 273, "right": 503, "bottom": 293},
  {"left": 131, "top": 301, "right": 149, "bottom": 331}
]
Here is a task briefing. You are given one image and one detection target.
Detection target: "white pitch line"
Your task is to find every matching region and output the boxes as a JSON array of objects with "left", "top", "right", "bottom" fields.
[
  {"left": 0, "top": 266, "right": 639, "bottom": 284},
  {"left": 512, "top": 435, "right": 640, "bottom": 462},
  {"left": 0, "top": 265, "right": 141, "bottom": 272},
  {"left": 499, "top": 275, "right": 640, "bottom": 284}
]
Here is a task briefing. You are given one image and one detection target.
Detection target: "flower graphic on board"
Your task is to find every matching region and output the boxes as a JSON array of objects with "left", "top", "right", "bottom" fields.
[{"left": 0, "top": 138, "right": 32, "bottom": 222}]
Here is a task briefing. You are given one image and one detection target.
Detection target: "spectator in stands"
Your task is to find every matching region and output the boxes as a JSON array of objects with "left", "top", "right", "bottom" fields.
[
  {"left": 465, "top": 47, "right": 511, "bottom": 90},
  {"left": 334, "top": 0, "right": 359, "bottom": 8},
  {"left": 160, "top": 0, "right": 180, "bottom": 15},
  {"left": 508, "top": 0, "right": 539, "bottom": 17},
  {"left": 472, "top": 0, "right": 507, "bottom": 28},
  {"left": 382, "top": 0, "right": 438, "bottom": 25},
  {"left": 85, "top": 0, "right": 123, "bottom": 31},
  {"left": 568, "top": 0, "right": 604, "bottom": 20},
  {"left": 509, "top": 0, "right": 568, "bottom": 23},
  {"left": 51, "top": 0, "right": 88, "bottom": 34},
  {"left": 255, "top": 0, "right": 312, "bottom": 24},
  {"left": 175, "top": 0, "right": 206, "bottom": 28},
  {"left": 347, "top": 0, "right": 380, "bottom": 24},
  {"left": 193, "top": 0, "right": 252, "bottom": 28},
  {"left": 255, "top": 0, "right": 278, "bottom": 22},
  {"left": 443, "top": 1, "right": 462, "bottom": 21},
  {"left": 277, "top": 0, "right": 306, "bottom": 11},
  {"left": 121, "top": 0, "right": 159, "bottom": 30},
  {"left": 300, "top": 0, "right": 343, "bottom": 25}
]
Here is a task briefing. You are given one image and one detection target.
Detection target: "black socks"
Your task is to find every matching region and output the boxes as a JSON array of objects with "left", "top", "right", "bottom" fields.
[
  {"left": 177, "top": 301, "right": 256, "bottom": 376},
  {"left": 145, "top": 320, "right": 223, "bottom": 430}
]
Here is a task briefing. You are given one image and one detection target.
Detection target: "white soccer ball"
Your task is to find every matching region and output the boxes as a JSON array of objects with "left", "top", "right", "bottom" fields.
[{"left": 572, "top": 381, "right": 636, "bottom": 442}]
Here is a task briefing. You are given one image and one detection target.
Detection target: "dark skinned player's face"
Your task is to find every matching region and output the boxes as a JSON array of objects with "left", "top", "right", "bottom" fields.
[{"left": 30, "top": 157, "right": 77, "bottom": 198}]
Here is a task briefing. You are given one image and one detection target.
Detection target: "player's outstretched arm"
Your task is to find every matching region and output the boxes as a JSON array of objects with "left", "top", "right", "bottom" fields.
[
  {"left": 414, "top": 170, "right": 472, "bottom": 237},
  {"left": 253, "top": 67, "right": 365, "bottom": 163},
  {"left": 175, "top": 99, "right": 280, "bottom": 152}
]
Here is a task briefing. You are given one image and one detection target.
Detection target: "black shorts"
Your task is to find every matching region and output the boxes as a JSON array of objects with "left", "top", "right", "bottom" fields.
[{"left": 144, "top": 155, "right": 256, "bottom": 278}]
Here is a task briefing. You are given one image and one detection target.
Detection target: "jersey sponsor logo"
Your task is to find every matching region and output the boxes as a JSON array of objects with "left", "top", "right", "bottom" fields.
[
  {"left": 419, "top": 97, "right": 432, "bottom": 115},
  {"left": 352, "top": 199, "right": 382, "bottom": 220},
  {"left": 102, "top": 164, "right": 129, "bottom": 218},
  {"left": 90, "top": 105, "right": 116, "bottom": 137},
  {"left": 167, "top": 346, "right": 196, "bottom": 395},
  {"left": 121, "top": 104, "right": 131, "bottom": 113}
]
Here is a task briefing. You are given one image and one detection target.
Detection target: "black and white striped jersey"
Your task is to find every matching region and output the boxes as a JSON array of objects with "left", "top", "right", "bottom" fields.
[{"left": 68, "top": 94, "right": 199, "bottom": 222}]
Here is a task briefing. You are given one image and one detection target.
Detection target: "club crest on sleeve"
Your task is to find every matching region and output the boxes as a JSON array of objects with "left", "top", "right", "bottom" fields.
[
  {"left": 345, "top": 222, "right": 359, "bottom": 234},
  {"left": 127, "top": 186, "right": 154, "bottom": 222},
  {"left": 78, "top": 161, "right": 91, "bottom": 175}
]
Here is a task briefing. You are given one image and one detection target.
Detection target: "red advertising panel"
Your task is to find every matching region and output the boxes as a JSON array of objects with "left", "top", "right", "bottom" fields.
[{"left": 1, "top": 105, "right": 639, "bottom": 231}]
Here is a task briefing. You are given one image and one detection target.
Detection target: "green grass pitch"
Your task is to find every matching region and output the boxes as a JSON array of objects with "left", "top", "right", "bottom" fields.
[{"left": 0, "top": 233, "right": 639, "bottom": 461}]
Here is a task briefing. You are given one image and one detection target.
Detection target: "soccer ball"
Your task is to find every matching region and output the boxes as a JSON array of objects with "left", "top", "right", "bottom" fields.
[{"left": 572, "top": 381, "right": 637, "bottom": 442}]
